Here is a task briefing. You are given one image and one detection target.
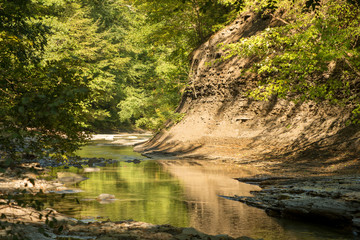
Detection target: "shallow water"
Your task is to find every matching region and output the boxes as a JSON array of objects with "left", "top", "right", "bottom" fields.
[{"left": 47, "top": 134, "right": 353, "bottom": 240}]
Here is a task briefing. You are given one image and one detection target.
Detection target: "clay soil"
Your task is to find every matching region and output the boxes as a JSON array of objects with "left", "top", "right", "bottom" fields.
[{"left": 136, "top": 96, "right": 360, "bottom": 179}]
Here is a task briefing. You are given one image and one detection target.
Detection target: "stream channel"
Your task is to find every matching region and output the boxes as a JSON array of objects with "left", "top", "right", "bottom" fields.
[{"left": 46, "top": 134, "right": 353, "bottom": 240}]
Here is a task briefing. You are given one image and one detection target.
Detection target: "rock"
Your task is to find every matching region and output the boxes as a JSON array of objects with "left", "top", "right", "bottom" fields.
[
  {"left": 125, "top": 159, "right": 142, "bottom": 164},
  {"left": 227, "top": 176, "right": 360, "bottom": 233},
  {"left": 57, "top": 172, "right": 88, "bottom": 183},
  {"left": 148, "top": 232, "right": 173, "bottom": 240},
  {"left": 181, "top": 227, "right": 203, "bottom": 236},
  {"left": 79, "top": 219, "right": 97, "bottom": 224},
  {"left": 0, "top": 224, "right": 55, "bottom": 240},
  {"left": 83, "top": 167, "right": 101, "bottom": 173},
  {"left": 97, "top": 193, "right": 115, "bottom": 200},
  {"left": 0, "top": 205, "right": 258, "bottom": 240},
  {"left": 23, "top": 172, "right": 37, "bottom": 179},
  {"left": 53, "top": 189, "right": 83, "bottom": 194},
  {"left": 96, "top": 193, "right": 116, "bottom": 204}
]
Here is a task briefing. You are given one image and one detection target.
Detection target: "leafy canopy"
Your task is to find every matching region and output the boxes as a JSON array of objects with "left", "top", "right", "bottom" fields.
[
  {"left": 0, "top": 0, "right": 244, "bottom": 161},
  {"left": 0, "top": 0, "right": 90, "bottom": 161}
]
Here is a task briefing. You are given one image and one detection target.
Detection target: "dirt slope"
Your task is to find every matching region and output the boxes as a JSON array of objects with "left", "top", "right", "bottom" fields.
[{"left": 135, "top": 11, "right": 360, "bottom": 176}]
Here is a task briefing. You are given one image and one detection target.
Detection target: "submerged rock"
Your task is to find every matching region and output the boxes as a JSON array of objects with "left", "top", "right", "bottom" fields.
[
  {"left": 97, "top": 193, "right": 115, "bottom": 200},
  {"left": 96, "top": 193, "right": 116, "bottom": 204},
  {"left": 57, "top": 172, "right": 88, "bottom": 184},
  {"left": 53, "top": 189, "right": 84, "bottom": 194}
]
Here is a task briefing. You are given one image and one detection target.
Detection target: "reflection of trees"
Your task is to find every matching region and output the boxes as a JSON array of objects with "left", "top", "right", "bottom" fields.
[
  {"left": 76, "top": 145, "right": 141, "bottom": 160},
  {"left": 160, "top": 160, "right": 286, "bottom": 238},
  {"left": 50, "top": 160, "right": 189, "bottom": 227}
]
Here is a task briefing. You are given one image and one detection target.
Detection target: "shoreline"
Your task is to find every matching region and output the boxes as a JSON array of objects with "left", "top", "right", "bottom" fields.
[
  {"left": 135, "top": 147, "right": 360, "bottom": 237},
  {"left": 0, "top": 158, "right": 257, "bottom": 240},
  {"left": 1, "top": 133, "right": 358, "bottom": 239}
]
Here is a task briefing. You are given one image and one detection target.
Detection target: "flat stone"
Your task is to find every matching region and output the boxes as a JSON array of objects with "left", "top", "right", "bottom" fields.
[{"left": 228, "top": 176, "right": 360, "bottom": 230}]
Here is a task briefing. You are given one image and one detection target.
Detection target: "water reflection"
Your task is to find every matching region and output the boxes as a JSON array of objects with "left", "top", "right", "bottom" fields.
[
  {"left": 50, "top": 160, "right": 189, "bottom": 227},
  {"left": 46, "top": 135, "right": 352, "bottom": 240},
  {"left": 160, "top": 160, "right": 263, "bottom": 237},
  {"left": 159, "top": 160, "right": 352, "bottom": 239}
]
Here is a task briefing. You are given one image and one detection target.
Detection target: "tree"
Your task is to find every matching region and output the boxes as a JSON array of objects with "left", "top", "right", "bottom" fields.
[
  {"left": 0, "top": 0, "right": 246, "bottom": 162},
  {"left": 114, "top": 0, "right": 243, "bottom": 130},
  {"left": 222, "top": 0, "right": 360, "bottom": 122},
  {"left": 132, "top": 0, "right": 242, "bottom": 47},
  {"left": 0, "top": 0, "right": 91, "bottom": 161}
]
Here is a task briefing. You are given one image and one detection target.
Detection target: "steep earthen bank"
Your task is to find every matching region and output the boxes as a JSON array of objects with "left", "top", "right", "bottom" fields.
[
  {"left": 135, "top": 11, "right": 360, "bottom": 176},
  {"left": 135, "top": 11, "right": 360, "bottom": 235}
]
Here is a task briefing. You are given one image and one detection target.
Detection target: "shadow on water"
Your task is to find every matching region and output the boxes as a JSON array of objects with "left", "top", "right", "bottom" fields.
[{"left": 45, "top": 135, "right": 353, "bottom": 240}]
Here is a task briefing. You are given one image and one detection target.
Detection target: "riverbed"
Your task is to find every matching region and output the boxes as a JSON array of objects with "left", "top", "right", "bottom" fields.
[{"left": 45, "top": 134, "right": 353, "bottom": 240}]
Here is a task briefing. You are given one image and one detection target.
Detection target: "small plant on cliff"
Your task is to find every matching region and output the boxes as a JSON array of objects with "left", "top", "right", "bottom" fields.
[{"left": 222, "top": 0, "right": 360, "bottom": 122}]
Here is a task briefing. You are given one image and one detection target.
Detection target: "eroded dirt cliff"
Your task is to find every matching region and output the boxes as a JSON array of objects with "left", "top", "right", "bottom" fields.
[{"left": 135, "top": 11, "right": 360, "bottom": 177}]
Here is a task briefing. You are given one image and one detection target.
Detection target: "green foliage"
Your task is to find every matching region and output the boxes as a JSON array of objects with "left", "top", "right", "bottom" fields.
[
  {"left": 0, "top": 0, "right": 91, "bottom": 160},
  {"left": 132, "top": 0, "right": 243, "bottom": 48},
  {"left": 41, "top": 1, "right": 127, "bottom": 131},
  {"left": 222, "top": 0, "right": 360, "bottom": 121},
  {"left": 41, "top": 0, "right": 196, "bottom": 132},
  {"left": 115, "top": 0, "right": 244, "bottom": 130},
  {"left": 0, "top": 0, "right": 247, "bottom": 160}
]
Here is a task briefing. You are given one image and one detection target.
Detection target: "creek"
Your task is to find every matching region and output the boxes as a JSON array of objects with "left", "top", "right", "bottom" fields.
[{"left": 45, "top": 134, "right": 352, "bottom": 240}]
